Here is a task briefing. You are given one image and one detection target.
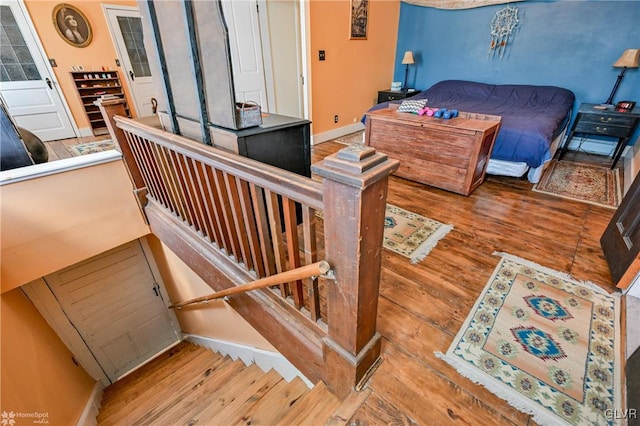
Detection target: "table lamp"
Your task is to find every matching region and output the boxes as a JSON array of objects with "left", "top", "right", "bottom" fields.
[
  {"left": 401, "top": 51, "right": 415, "bottom": 91},
  {"left": 604, "top": 48, "right": 639, "bottom": 106}
]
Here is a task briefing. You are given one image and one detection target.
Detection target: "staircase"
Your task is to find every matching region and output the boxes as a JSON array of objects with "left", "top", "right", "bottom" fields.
[{"left": 96, "top": 341, "right": 345, "bottom": 425}]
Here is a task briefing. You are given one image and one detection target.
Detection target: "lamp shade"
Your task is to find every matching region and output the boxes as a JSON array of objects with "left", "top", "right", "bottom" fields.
[
  {"left": 612, "top": 49, "right": 640, "bottom": 68},
  {"left": 401, "top": 51, "right": 415, "bottom": 65}
]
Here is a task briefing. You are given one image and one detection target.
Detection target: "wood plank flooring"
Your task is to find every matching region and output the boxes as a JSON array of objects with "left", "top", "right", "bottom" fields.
[
  {"left": 312, "top": 141, "right": 621, "bottom": 425},
  {"left": 44, "top": 135, "right": 111, "bottom": 161},
  {"left": 98, "top": 139, "right": 623, "bottom": 425}
]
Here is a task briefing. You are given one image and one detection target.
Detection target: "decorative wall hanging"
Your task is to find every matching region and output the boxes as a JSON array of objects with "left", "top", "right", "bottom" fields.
[
  {"left": 401, "top": 0, "right": 523, "bottom": 10},
  {"left": 487, "top": 4, "right": 519, "bottom": 59},
  {"left": 350, "top": 0, "right": 368, "bottom": 40},
  {"left": 52, "top": 3, "right": 92, "bottom": 48}
]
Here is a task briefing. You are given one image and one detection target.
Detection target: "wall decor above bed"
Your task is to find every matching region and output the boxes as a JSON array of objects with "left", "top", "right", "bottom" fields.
[{"left": 401, "top": 0, "right": 524, "bottom": 10}]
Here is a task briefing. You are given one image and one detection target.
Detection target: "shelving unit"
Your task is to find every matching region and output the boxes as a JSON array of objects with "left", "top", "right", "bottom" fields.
[{"left": 70, "top": 70, "right": 130, "bottom": 135}]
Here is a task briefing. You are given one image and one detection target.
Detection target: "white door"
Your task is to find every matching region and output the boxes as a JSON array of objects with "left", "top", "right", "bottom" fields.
[
  {"left": 0, "top": 1, "right": 76, "bottom": 141},
  {"left": 221, "top": 0, "right": 273, "bottom": 112},
  {"left": 43, "top": 241, "right": 181, "bottom": 382},
  {"left": 104, "top": 5, "right": 158, "bottom": 117}
]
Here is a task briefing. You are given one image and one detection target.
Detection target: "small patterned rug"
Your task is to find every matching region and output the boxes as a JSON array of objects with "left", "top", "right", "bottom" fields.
[
  {"left": 436, "top": 253, "right": 622, "bottom": 426},
  {"left": 333, "top": 130, "right": 364, "bottom": 145},
  {"left": 533, "top": 160, "right": 621, "bottom": 209},
  {"left": 317, "top": 203, "right": 452, "bottom": 264},
  {"left": 68, "top": 140, "right": 115, "bottom": 156}
]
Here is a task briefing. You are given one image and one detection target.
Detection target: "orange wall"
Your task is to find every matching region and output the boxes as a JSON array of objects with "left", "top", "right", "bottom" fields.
[
  {"left": 310, "top": 0, "right": 400, "bottom": 134},
  {"left": 146, "top": 235, "right": 276, "bottom": 352},
  {"left": 1, "top": 288, "right": 96, "bottom": 424},
  {"left": 23, "top": 0, "right": 139, "bottom": 131},
  {"left": 0, "top": 159, "right": 150, "bottom": 292}
]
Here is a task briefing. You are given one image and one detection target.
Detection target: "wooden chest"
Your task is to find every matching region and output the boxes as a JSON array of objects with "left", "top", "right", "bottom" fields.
[{"left": 364, "top": 107, "right": 501, "bottom": 195}]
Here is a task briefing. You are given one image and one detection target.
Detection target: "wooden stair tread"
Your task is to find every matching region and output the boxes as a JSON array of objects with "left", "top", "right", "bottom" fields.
[
  {"left": 216, "top": 376, "right": 310, "bottom": 425},
  {"left": 123, "top": 354, "right": 236, "bottom": 425},
  {"left": 172, "top": 363, "right": 269, "bottom": 425},
  {"left": 147, "top": 358, "right": 249, "bottom": 425},
  {"left": 194, "top": 369, "right": 284, "bottom": 425},
  {"left": 98, "top": 348, "right": 223, "bottom": 425},
  {"left": 101, "top": 341, "right": 199, "bottom": 401},
  {"left": 275, "top": 381, "right": 340, "bottom": 426}
]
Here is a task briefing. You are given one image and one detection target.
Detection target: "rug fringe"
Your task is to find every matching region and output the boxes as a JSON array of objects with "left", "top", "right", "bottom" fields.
[
  {"left": 410, "top": 224, "right": 453, "bottom": 264},
  {"left": 434, "top": 351, "right": 571, "bottom": 426},
  {"left": 492, "top": 251, "right": 613, "bottom": 295}
]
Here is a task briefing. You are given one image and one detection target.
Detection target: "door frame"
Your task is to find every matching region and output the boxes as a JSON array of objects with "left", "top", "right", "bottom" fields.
[
  {"left": 21, "top": 239, "right": 181, "bottom": 387},
  {"left": 102, "top": 4, "right": 148, "bottom": 118},
  {"left": 3, "top": 0, "right": 79, "bottom": 138}
]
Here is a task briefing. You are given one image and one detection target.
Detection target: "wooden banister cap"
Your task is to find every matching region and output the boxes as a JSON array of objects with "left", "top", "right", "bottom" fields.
[{"left": 311, "top": 143, "right": 399, "bottom": 188}]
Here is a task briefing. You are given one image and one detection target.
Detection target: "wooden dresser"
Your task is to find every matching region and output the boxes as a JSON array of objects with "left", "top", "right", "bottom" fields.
[{"left": 365, "top": 107, "right": 501, "bottom": 195}]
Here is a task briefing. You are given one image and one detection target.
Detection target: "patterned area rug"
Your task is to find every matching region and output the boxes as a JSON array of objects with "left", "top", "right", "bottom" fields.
[
  {"left": 533, "top": 160, "right": 621, "bottom": 209},
  {"left": 436, "top": 253, "right": 621, "bottom": 426},
  {"left": 333, "top": 130, "right": 364, "bottom": 145},
  {"left": 68, "top": 140, "right": 115, "bottom": 156},
  {"left": 317, "top": 203, "right": 452, "bottom": 264}
]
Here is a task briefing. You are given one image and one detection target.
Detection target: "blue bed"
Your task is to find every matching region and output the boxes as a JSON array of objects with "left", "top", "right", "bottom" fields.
[{"left": 366, "top": 80, "right": 575, "bottom": 182}]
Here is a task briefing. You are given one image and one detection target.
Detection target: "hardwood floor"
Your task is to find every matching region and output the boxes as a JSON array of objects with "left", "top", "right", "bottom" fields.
[
  {"left": 44, "top": 134, "right": 111, "bottom": 161},
  {"left": 98, "top": 141, "right": 623, "bottom": 425},
  {"left": 312, "top": 141, "right": 620, "bottom": 425}
]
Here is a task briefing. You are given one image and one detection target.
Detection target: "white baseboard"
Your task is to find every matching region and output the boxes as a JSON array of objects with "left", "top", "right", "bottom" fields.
[
  {"left": 312, "top": 122, "right": 365, "bottom": 145},
  {"left": 78, "top": 127, "right": 94, "bottom": 138},
  {"left": 76, "top": 381, "right": 104, "bottom": 426},
  {"left": 184, "top": 334, "right": 313, "bottom": 388}
]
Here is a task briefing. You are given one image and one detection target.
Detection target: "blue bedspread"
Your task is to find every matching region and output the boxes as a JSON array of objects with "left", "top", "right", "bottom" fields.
[{"left": 367, "top": 80, "right": 575, "bottom": 168}]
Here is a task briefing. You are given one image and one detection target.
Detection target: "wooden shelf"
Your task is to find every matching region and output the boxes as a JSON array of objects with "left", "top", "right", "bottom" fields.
[{"left": 71, "top": 70, "right": 130, "bottom": 136}]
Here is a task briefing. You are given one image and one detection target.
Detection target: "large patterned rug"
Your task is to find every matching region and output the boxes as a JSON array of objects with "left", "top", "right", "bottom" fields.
[
  {"left": 317, "top": 203, "right": 452, "bottom": 264},
  {"left": 533, "top": 160, "right": 621, "bottom": 209},
  {"left": 68, "top": 140, "right": 115, "bottom": 156},
  {"left": 436, "top": 253, "right": 622, "bottom": 426}
]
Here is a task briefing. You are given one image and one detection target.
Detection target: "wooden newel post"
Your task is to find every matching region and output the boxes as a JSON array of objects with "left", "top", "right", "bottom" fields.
[
  {"left": 95, "top": 99, "right": 147, "bottom": 205},
  {"left": 311, "top": 144, "right": 399, "bottom": 398}
]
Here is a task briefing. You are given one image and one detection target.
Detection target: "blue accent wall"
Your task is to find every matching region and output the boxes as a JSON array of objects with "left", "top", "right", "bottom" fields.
[{"left": 394, "top": 1, "right": 639, "bottom": 135}]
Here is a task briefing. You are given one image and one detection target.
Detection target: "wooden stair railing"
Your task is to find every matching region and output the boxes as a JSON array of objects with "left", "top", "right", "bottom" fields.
[
  {"left": 97, "top": 99, "right": 399, "bottom": 398},
  {"left": 169, "top": 261, "right": 331, "bottom": 309}
]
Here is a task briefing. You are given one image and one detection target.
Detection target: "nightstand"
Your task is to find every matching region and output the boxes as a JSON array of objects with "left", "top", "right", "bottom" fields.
[
  {"left": 558, "top": 103, "right": 640, "bottom": 168},
  {"left": 377, "top": 89, "right": 421, "bottom": 104}
]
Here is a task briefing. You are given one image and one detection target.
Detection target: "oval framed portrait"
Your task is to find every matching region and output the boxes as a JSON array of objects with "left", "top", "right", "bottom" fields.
[{"left": 52, "top": 3, "right": 92, "bottom": 48}]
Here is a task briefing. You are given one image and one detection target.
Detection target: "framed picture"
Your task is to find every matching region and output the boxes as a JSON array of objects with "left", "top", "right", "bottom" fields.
[
  {"left": 350, "top": 0, "right": 368, "bottom": 40},
  {"left": 52, "top": 3, "right": 92, "bottom": 48}
]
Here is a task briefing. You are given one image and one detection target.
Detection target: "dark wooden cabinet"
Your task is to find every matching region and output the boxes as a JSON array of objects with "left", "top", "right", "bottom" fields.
[
  {"left": 210, "top": 114, "right": 311, "bottom": 177},
  {"left": 377, "top": 89, "right": 421, "bottom": 104},
  {"left": 559, "top": 103, "right": 640, "bottom": 168}
]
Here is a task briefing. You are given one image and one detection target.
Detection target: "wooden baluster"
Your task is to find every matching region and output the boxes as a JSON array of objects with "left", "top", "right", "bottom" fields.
[
  {"left": 203, "top": 165, "right": 233, "bottom": 254},
  {"left": 237, "top": 178, "right": 266, "bottom": 278},
  {"left": 95, "top": 99, "right": 146, "bottom": 207},
  {"left": 265, "top": 190, "right": 289, "bottom": 297},
  {"left": 223, "top": 172, "right": 253, "bottom": 270},
  {"left": 184, "top": 157, "right": 214, "bottom": 241},
  {"left": 168, "top": 150, "right": 198, "bottom": 230},
  {"left": 191, "top": 160, "right": 219, "bottom": 245},
  {"left": 155, "top": 143, "right": 187, "bottom": 222},
  {"left": 283, "top": 197, "right": 303, "bottom": 308},
  {"left": 130, "top": 134, "right": 171, "bottom": 210},
  {"left": 302, "top": 206, "right": 320, "bottom": 322},
  {"left": 250, "top": 184, "right": 276, "bottom": 277},
  {"left": 311, "top": 144, "right": 399, "bottom": 398},
  {"left": 213, "top": 170, "right": 242, "bottom": 261}
]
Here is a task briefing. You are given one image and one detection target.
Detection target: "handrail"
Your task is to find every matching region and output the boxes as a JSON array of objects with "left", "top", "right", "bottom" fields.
[
  {"left": 168, "top": 260, "right": 331, "bottom": 310},
  {"left": 113, "top": 115, "right": 323, "bottom": 210}
]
